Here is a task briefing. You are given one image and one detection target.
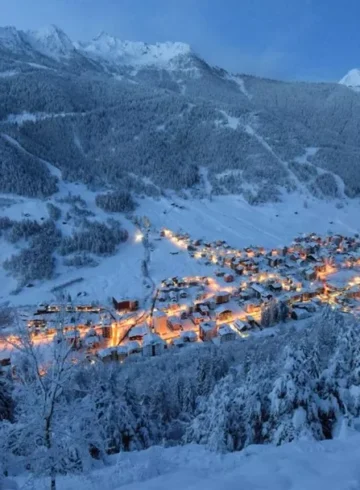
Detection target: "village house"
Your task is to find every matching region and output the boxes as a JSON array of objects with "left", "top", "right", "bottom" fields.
[
  {"left": 268, "top": 282, "right": 283, "bottom": 293},
  {"left": 126, "top": 341, "right": 142, "bottom": 356},
  {"left": 234, "top": 319, "right": 249, "bottom": 332},
  {"left": 153, "top": 311, "right": 168, "bottom": 335},
  {"left": 84, "top": 328, "right": 102, "bottom": 349},
  {"left": 214, "top": 291, "right": 231, "bottom": 304},
  {"left": 180, "top": 330, "right": 197, "bottom": 342},
  {"left": 303, "top": 267, "right": 317, "bottom": 281},
  {"left": 112, "top": 298, "right": 139, "bottom": 312},
  {"left": 128, "top": 323, "right": 150, "bottom": 341},
  {"left": 251, "top": 284, "right": 265, "bottom": 299},
  {"left": 215, "top": 305, "right": 234, "bottom": 323},
  {"left": 101, "top": 318, "right": 113, "bottom": 339},
  {"left": 217, "top": 324, "right": 237, "bottom": 343},
  {"left": 224, "top": 273, "right": 234, "bottom": 283},
  {"left": 98, "top": 347, "right": 116, "bottom": 363},
  {"left": 142, "top": 333, "right": 166, "bottom": 357},
  {"left": 172, "top": 337, "right": 186, "bottom": 348},
  {"left": 167, "top": 316, "right": 183, "bottom": 331},
  {"left": 192, "top": 312, "right": 209, "bottom": 325},
  {"left": 244, "top": 300, "right": 262, "bottom": 314},
  {"left": 199, "top": 321, "right": 217, "bottom": 341}
]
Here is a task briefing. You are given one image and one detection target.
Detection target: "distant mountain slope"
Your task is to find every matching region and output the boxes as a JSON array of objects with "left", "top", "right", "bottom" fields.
[
  {"left": 0, "top": 24, "right": 360, "bottom": 202},
  {"left": 340, "top": 68, "right": 360, "bottom": 89}
]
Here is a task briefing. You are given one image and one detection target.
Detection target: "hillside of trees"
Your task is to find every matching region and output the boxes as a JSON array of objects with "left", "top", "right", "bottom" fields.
[
  {"left": 0, "top": 31, "right": 359, "bottom": 202},
  {"left": 1, "top": 308, "right": 360, "bottom": 485}
]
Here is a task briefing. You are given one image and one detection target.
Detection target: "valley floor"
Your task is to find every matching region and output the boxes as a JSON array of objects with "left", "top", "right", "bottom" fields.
[
  {"left": 1, "top": 189, "right": 360, "bottom": 308},
  {"left": 13, "top": 431, "right": 360, "bottom": 490}
]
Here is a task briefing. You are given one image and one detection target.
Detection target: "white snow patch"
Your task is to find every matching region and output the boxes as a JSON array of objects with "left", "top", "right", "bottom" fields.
[
  {"left": 225, "top": 73, "right": 252, "bottom": 99},
  {"left": 294, "top": 147, "right": 319, "bottom": 164},
  {"left": 219, "top": 110, "right": 240, "bottom": 130},
  {"left": 26, "top": 62, "right": 53, "bottom": 70},
  {"left": 0, "top": 70, "right": 18, "bottom": 78}
]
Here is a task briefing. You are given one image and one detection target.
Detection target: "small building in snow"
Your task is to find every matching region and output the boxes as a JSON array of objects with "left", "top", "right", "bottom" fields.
[
  {"left": 142, "top": 333, "right": 166, "bottom": 357},
  {"left": 167, "top": 316, "right": 183, "bottom": 331},
  {"left": 199, "top": 321, "right": 217, "bottom": 342},
  {"left": 218, "top": 324, "right": 236, "bottom": 343},
  {"left": 153, "top": 311, "right": 168, "bottom": 335},
  {"left": 128, "top": 323, "right": 150, "bottom": 341},
  {"left": 214, "top": 291, "right": 230, "bottom": 304},
  {"left": 215, "top": 305, "right": 234, "bottom": 323}
]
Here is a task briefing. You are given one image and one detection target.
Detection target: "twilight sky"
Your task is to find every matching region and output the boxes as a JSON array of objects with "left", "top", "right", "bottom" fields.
[{"left": 1, "top": 0, "right": 359, "bottom": 81}]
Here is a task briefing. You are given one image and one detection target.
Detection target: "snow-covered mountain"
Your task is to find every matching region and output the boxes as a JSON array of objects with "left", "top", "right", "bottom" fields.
[
  {"left": 339, "top": 68, "right": 360, "bottom": 90},
  {"left": 0, "top": 24, "right": 75, "bottom": 59},
  {"left": 77, "top": 31, "right": 192, "bottom": 67},
  {"left": 0, "top": 24, "right": 360, "bottom": 299},
  {"left": 25, "top": 24, "right": 75, "bottom": 60}
]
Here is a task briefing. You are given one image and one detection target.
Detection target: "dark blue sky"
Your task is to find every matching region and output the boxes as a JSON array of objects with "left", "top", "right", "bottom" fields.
[{"left": 2, "top": 0, "right": 359, "bottom": 80}]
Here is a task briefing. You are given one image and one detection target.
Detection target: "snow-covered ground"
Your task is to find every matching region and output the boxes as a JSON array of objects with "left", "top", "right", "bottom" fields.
[
  {"left": 1, "top": 186, "right": 360, "bottom": 307},
  {"left": 11, "top": 432, "right": 360, "bottom": 490}
]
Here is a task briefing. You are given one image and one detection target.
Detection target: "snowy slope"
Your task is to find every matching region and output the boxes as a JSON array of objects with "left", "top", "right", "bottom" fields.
[
  {"left": 77, "top": 32, "right": 192, "bottom": 67},
  {"left": 25, "top": 25, "right": 75, "bottom": 60},
  {"left": 12, "top": 434, "right": 360, "bottom": 490},
  {"left": 1, "top": 188, "right": 359, "bottom": 308},
  {"left": 339, "top": 68, "right": 360, "bottom": 89}
]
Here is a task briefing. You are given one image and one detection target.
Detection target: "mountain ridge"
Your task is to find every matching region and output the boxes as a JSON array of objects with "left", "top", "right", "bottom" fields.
[{"left": 0, "top": 23, "right": 360, "bottom": 205}]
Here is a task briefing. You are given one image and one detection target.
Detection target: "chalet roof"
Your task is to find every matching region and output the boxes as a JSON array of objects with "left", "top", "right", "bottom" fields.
[
  {"left": 218, "top": 324, "right": 234, "bottom": 336},
  {"left": 234, "top": 319, "right": 247, "bottom": 331},
  {"left": 251, "top": 284, "right": 265, "bottom": 294},
  {"left": 116, "top": 346, "right": 128, "bottom": 355},
  {"left": 180, "top": 330, "right": 197, "bottom": 341},
  {"left": 126, "top": 341, "right": 141, "bottom": 352},
  {"left": 168, "top": 315, "right": 182, "bottom": 324},
  {"left": 143, "top": 333, "right": 166, "bottom": 346},
  {"left": 200, "top": 321, "right": 217, "bottom": 332},
  {"left": 215, "top": 304, "right": 234, "bottom": 314},
  {"left": 215, "top": 291, "right": 230, "bottom": 298},
  {"left": 98, "top": 347, "right": 114, "bottom": 358},
  {"left": 129, "top": 324, "right": 149, "bottom": 337}
]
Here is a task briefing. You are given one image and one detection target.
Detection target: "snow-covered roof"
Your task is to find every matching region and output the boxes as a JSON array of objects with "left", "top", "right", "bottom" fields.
[
  {"left": 143, "top": 333, "right": 165, "bottom": 346},
  {"left": 129, "top": 323, "right": 149, "bottom": 337},
  {"left": 180, "top": 330, "right": 197, "bottom": 341},
  {"left": 215, "top": 304, "right": 234, "bottom": 314},
  {"left": 218, "top": 324, "right": 234, "bottom": 336},
  {"left": 126, "top": 341, "right": 141, "bottom": 352},
  {"left": 200, "top": 321, "right": 216, "bottom": 332}
]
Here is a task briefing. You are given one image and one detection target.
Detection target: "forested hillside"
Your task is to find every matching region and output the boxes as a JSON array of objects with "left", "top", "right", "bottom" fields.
[{"left": 0, "top": 25, "right": 360, "bottom": 202}]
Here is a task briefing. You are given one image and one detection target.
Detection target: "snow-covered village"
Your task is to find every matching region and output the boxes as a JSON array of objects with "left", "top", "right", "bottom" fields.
[{"left": 2, "top": 227, "right": 360, "bottom": 370}]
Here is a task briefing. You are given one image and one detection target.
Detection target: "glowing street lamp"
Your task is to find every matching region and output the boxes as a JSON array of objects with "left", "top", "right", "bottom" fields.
[{"left": 135, "top": 232, "right": 144, "bottom": 242}]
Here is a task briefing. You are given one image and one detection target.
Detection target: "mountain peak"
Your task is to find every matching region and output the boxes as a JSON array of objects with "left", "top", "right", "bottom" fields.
[
  {"left": 25, "top": 24, "right": 75, "bottom": 59},
  {"left": 0, "top": 26, "right": 25, "bottom": 50},
  {"left": 339, "top": 68, "right": 360, "bottom": 88},
  {"left": 80, "top": 33, "right": 192, "bottom": 67}
]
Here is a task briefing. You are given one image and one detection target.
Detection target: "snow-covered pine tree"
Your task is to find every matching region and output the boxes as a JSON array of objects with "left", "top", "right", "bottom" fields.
[{"left": 267, "top": 343, "right": 323, "bottom": 445}]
